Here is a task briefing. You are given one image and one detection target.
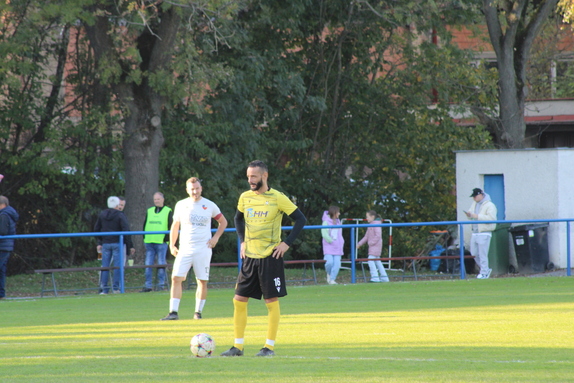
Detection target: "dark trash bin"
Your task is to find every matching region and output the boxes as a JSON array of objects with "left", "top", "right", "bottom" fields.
[{"left": 508, "top": 223, "right": 554, "bottom": 273}]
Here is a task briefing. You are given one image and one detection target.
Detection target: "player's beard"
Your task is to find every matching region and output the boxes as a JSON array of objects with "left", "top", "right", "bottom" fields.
[{"left": 250, "top": 180, "right": 263, "bottom": 191}]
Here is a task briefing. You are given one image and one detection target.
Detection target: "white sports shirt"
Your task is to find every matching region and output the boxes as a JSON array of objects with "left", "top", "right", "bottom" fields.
[{"left": 172, "top": 197, "right": 222, "bottom": 251}]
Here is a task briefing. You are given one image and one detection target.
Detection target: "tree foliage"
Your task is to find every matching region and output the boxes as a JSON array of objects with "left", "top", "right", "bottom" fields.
[
  {"left": 558, "top": 0, "right": 574, "bottom": 23},
  {"left": 525, "top": 18, "right": 574, "bottom": 99},
  {"left": 0, "top": 1, "right": 125, "bottom": 273},
  {"left": 175, "top": 0, "right": 493, "bottom": 261},
  {"left": 1, "top": 0, "right": 497, "bottom": 272}
]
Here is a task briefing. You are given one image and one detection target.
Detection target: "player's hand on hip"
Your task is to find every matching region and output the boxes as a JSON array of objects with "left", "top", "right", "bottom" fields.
[
  {"left": 207, "top": 238, "right": 218, "bottom": 249},
  {"left": 272, "top": 242, "right": 289, "bottom": 258}
]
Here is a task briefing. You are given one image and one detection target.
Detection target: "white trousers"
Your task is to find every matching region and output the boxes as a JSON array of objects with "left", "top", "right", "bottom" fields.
[
  {"left": 470, "top": 233, "right": 492, "bottom": 275},
  {"left": 367, "top": 255, "right": 389, "bottom": 282}
]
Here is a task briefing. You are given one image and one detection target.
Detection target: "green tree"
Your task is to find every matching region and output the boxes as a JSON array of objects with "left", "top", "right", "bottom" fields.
[
  {"left": 74, "top": 0, "right": 242, "bottom": 259},
  {"left": 182, "top": 0, "right": 494, "bottom": 260},
  {"left": 0, "top": 1, "right": 125, "bottom": 273},
  {"left": 0, "top": 0, "right": 498, "bottom": 270},
  {"left": 0, "top": 0, "right": 244, "bottom": 269}
]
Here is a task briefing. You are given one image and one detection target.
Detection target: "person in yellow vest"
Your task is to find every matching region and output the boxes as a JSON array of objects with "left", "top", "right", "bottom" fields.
[{"left": 142, "top": 192, "right": 173, "bottom": 292}]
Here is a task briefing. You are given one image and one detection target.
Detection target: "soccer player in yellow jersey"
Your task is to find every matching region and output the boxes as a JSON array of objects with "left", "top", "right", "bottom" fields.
[{"left": 221, "top": 160, "right": 307, "bottom": 357}]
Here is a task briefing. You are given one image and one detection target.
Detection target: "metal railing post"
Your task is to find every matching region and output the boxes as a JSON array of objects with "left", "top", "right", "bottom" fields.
[
  {"left": 350, "top": 226, "right": 356, "bottom": 283},
  {"left": 459, "top": 224, "right": 466, "bottom": 280},
  {"left": 119, "top": 235, "right": 125, "bottom": 293},
  {"left": 567, "top": 221, "right": 571, "bottom": 277}
]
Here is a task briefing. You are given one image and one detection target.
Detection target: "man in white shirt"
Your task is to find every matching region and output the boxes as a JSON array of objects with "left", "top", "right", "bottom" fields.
[
  {"left": 160, "top": 177, "right": 227, "bottom": 320},
  {"left": 465, "top": 188, "right": 497, "bottom": 279}
]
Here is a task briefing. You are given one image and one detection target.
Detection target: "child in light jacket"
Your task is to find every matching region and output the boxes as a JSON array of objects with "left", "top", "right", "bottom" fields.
[{"left": 357, "top": 210, "right": 389, "bottom": 282}]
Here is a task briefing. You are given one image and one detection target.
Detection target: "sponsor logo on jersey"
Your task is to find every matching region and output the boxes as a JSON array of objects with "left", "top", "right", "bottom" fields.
[
  {"left": 189, "top": 213, "right": 209, "bottom": 227},
  {"left": 246, "top": 208, "right": 269, "bottom": 218}
]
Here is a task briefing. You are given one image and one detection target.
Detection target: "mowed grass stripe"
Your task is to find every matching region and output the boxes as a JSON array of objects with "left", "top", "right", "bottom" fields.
[{"left": 1, "top": 277, "right": 574, "bottom": 382}]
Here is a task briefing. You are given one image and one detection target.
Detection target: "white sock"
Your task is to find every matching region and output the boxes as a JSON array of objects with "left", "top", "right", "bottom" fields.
[
  {"left": 195, "top": 299, "right": 206, "bottom": 313},
  {"left": 170, "top": 298, "right": 180, "bottom": 313}
]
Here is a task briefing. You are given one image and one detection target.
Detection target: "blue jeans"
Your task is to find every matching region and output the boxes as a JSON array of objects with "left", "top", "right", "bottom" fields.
[
  {"left": 0, "top": 251, "right": 10, "bottom": 298},
  {"left": 144, "top": 243, "right": 168, "bottom": 289},
  {"left": 324, "top": 254, "right": 342, "bottom": 281},
  {"left": 101, "top": 243, "right": 120, "bottom": 293}
]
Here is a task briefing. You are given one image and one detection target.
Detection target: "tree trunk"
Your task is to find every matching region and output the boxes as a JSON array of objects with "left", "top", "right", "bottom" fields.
[
  {"left": 121, "top": 91, "right": 164, "bottom": 262},
  {"left": 481, "top": 0, "right": 559, "bottom": 149},
  {"left": 84, "top": 5, "right": 181, "bottom": 262},
  {"left": 496, "top": 52, "right": 526, "bottom": 148}
]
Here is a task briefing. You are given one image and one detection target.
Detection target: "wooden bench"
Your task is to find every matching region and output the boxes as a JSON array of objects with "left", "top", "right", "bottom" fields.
[
  {"left": 354, "top": 255, "right": 475, "bottom": 282},
  {"left": 34, "top": 261, "right": 320, "bottom": 296},
  {"left": 185, "top": 260, "right": 326, "bottom": 288},
  {"left": 35, "top": 266, "right": 118, "bottom": 297},
  {"left": 34, "top": 264, "right": 172, "bottom": 297},
  {"left": 284, "top": 259, "right": 326, "bottom": 285},
  {"left": 34, "top": 256, "right": 474, "bottom": 296}
]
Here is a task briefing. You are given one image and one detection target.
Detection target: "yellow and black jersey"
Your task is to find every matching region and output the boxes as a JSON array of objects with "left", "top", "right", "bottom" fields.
[{"left": 237, "top": 188, "right": 297, "bottom": 258}]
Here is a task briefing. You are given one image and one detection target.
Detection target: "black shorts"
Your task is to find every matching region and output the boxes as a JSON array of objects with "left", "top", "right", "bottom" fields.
[{"left": 235, "top": 256, "right": 287, "bottom": 300}]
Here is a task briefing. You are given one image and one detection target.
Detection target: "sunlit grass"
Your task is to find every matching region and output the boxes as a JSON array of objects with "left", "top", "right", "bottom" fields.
[{"left": 1, "top": 277, "right": 574, "bottom": 382}]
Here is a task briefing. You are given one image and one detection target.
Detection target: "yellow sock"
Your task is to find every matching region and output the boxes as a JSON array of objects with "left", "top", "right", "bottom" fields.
[
  {"left": 233, "top": 298, "right": 248, "bottom": 351},
  {"left": 264, "top": 300, "right": 280, "bottom": 350}
]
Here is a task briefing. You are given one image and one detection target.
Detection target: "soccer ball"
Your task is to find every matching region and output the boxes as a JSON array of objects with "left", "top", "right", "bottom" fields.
[{"left": 190, "top": 333, "right": 215, "bottom": 358}]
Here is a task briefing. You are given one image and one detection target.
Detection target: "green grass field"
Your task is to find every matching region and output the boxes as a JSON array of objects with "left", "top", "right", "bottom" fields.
[{"left": 1, "top": 277, "right": 574, "bottom": 382}]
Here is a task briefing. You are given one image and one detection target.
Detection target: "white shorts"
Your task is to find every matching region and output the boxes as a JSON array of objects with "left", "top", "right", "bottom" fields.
[{"left": 172, "top": 248, "right": 212, "bottom": 281}]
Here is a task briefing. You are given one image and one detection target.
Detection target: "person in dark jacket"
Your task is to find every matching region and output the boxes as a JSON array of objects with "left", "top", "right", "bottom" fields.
[
  {"left": 0, "top": 196, "right": 19, "bottom": 299},
  {"left": 94, "top": 196, "right": 135, "bottom": 294}
]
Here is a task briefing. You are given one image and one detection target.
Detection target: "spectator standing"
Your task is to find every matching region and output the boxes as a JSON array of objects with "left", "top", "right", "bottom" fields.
[
  {"left": 94, "top": 196, "right": 135, "bottom": 294},
  {"left": 141, "top": 192, "right": 173, "bottom": 292},
  {"left": 357, "top": 210, "right": 389, "bottom": 283},
  {"left": 117, "top": 196, "right": 126, "bottom": 211},
  {"left": 321, "top": 206, "right": 344, "bottom": 285},
  {"left": 0, "top": 196, "right": 18, "bottom": 300},
  {"left": 161, "top": 177, "right": 227, "bottom": 320},
  {"left": 220, "top": 160, "right": 307, "bottom": 357},
  {"left": 465, "top": 188, "right": 497, "bottom": 279}
]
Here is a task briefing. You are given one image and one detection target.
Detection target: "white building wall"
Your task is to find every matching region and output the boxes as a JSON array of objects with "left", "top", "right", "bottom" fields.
[
  {"left": 556, "top": 151, "right": 574, "bottom": 267},
  {"left": 456, "top": 149, "right": 574, "bottom": 270}
]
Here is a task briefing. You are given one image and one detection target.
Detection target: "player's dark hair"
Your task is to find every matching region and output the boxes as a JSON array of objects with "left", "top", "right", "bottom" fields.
[{"left": 248, "top": 160, "right": 268, "bottom": 173}]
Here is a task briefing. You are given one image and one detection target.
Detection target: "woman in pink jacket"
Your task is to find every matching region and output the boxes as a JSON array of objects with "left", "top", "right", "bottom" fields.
[{"left": 357, "top": 210, "right": 389, "bottom": 282}]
